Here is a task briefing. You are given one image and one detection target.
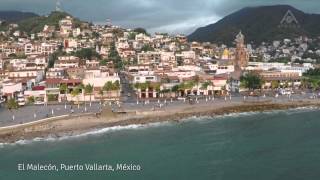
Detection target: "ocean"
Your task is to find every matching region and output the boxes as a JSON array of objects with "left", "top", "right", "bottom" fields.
[{"left": 1, "top": 108, "right": 320, "bottom": 180}]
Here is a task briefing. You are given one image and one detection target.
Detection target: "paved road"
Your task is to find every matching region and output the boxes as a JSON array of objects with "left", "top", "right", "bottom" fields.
[
  {"left": 119, "top": 72, "right": 137, "bottom": 103},
  {"left": 0, "top": 102, "right": 102, "bottom": 127}
]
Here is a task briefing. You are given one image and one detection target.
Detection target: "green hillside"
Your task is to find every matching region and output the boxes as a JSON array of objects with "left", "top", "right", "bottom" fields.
[
  {"left": 0, "top": 11, "right": 84, "bottom": 34},
  {"left": 188, "top": 5, "right": 320, "bottom": 45}
]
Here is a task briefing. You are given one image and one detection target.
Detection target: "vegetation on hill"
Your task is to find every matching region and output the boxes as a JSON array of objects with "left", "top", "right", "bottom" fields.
[
  {"left": 188, "top": 5, "right": 320, "bottom": 45},
  {"left": 71, "top": 48, "right": 101, "bottom": 60},
  {"left": 108, "top": 42, "right": 123, "bottom": 70},
  {"left": 0, "top": 11, "right": 38, "bottom": 22},
  {"left": 134, "top": 28, "right": 148, "bottom": 35},
  {"left": 0, "top": 11, "right": 84, "bottom": 35},
  {"left": 17, "top": 11, "right": 83, "bottom": 34}
]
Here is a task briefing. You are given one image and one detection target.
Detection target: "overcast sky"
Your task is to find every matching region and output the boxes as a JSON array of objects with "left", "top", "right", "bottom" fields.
[{"left": 0, "top": 0, "right": 319, "bottom": 34}]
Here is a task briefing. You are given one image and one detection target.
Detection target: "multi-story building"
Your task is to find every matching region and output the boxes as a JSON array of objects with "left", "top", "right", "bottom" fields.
[{"left": 54, "top": 56, "right": 81, "bottom": 69}]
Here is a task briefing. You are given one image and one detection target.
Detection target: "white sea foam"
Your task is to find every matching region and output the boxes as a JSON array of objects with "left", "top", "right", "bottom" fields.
[
  {"left": 0, "top": 106, "right": 319, "bottom": 148},
  {"left": 0, "top": 121, "right": 172, "bottom": 148}
]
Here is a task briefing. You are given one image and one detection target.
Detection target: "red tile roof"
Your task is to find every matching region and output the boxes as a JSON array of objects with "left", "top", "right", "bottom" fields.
[{"left": 32, "top": 86, "right": 45, "bottom": 91}]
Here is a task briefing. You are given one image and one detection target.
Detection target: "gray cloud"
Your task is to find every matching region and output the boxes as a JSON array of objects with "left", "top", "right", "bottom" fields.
[{"left": 0, "top": 0, "right": 319, "bottom": 34}]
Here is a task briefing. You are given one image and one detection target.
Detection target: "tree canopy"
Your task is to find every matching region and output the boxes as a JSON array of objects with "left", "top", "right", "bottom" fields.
[
  {"left": 108, "top": 43, "right": 123, "bottom": 70},
  {"left": 72, "top": 48, "right": 101, "bottom": 60},
  {"left": 240, "top": 73, "right": 264, "bottom": 90},
  {"left": 103, "top": 81, "right": 120, "bottom": 91},
  {"left": 6, "top": 98, "right": 19, "bottom": 110},
  {"left": 134, "top": 28, "right": 148, "bottom": 35}
]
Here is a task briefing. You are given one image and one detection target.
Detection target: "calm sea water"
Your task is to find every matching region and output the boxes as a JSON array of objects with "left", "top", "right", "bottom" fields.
[{"left": 1, "top": 108, "right": 320, "bottom": 180}]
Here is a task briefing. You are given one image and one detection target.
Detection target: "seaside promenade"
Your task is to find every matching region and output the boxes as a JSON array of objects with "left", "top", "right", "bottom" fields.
[{"left": 0, "top": 92, "right": 318, "bottom": 128}]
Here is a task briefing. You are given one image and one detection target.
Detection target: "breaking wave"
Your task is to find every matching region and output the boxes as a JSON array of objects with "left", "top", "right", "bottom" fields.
[{"left": 0, "top": 106, "right": 319, "bottom": 148}]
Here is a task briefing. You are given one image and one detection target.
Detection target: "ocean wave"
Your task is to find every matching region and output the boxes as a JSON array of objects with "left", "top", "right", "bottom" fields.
[
  {"left": 187, "top": 106, "right": 320, "bottom": 122},
  {"left": 1, "top": 106, "right": 319, "bottom": 148},
  {"left": 0, "top": 121, "right": 172, "bottom": 148}
]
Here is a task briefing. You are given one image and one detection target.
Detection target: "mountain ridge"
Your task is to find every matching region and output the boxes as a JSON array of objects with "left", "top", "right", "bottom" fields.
[{"left": 188, "top": 5, "right": 320, "bottom": 45}]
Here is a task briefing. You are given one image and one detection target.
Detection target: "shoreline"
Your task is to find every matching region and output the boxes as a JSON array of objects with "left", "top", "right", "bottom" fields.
[{"left": 0, "top": 100, "right": 320, "bottom": 144}]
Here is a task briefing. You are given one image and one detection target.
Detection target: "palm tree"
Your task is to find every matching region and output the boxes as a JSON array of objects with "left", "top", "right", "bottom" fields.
[
  {"left": 284, "top": 81, "right": 289, "bottom": 89},
  {"left": 6, "top": 98, "right": 19, "bottom": 110},
  {"left": 59, "top": 84, "right": 68, "bottom": 102},
  {"left": 171, "top": 85, "right": 179, "bottom": 97},
  {"left": 71, "top": 87, "right": 81, "bottom": 109},
  {"left": 6, "top": 98, "right": 19, "bottom": 121},
  {"left": 178, "top": 82, "right": 189, "bottom": 96},
  {"left": 201, "top": 81, "right": 212, "bottom": 89},
  {"left": 301, "top": 78, "right": 309, "bottom": 90},
  {"left": 103, "top": 81, "right": 121, "bottom": 100},
  {"left": 113, "top": 80, "right": 121, "bottom": 97},
  {"left": 310, "top": 79, "right": 320, "bottom": 92},
  {"left": 201, "top": 81, "right": 213, "bottom": 96},
  {"left": 85, "top": 84, "right": 94, "bottom": 106},
  {"left": 193, "top": 75, "right": 200, "bottom": 94},
  {"left": 103, "top": 81, "right": 113, "bottom": 100},
  {"left": 114, "top": 80, "right": 120, "bottom": 90},
  {"left": 271, "top": 80, "right": 279, "bottom": 90},
  {"left": 78, "top": 83, "right": 85, "bottom": 108},
  {"left": 193, "top": 75, "right": 200, "bottom": 87},
  {"left": 99, "top": 89, "right": 104, "bottom": 104}
]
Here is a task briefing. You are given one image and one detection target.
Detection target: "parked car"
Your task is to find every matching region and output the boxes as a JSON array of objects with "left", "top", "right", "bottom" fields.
[
  {"left": 34, "top": 101, "right": 45, "bottom": 105},
  {"left": 17, "top": 93, "right": 25, "bottom": 106},
  {"left": 279, "top": 89, "right": 293, "bottom": 95},
  {"left": 0, "top": 98, "right": 5, "bottom": 104}
]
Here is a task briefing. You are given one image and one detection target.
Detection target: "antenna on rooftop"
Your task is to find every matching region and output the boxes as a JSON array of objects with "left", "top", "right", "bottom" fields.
[{"left": 56, "top": 0, "right": 62, "bottom": 12}]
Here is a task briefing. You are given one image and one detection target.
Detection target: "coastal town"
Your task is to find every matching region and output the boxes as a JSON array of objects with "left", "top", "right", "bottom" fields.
[
  {"left": 2, "top": 2, "right": 320, "bottom": 180},
  {"left": 0, "top": 10, "right": 320, "bottom": 125}
]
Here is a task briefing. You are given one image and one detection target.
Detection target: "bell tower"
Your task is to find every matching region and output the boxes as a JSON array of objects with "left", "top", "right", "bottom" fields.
[{"left": 234, "top": 31, "right": 248, "bottom": 70}]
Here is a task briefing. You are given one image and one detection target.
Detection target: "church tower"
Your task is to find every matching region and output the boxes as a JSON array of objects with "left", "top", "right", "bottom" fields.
[{"left": 234, "top": 31, "right": 249, "bottom": 70}]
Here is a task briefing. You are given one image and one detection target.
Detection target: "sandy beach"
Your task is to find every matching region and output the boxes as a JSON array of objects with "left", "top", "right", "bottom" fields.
[{"left": 0, "top": 99, "right": 320, "bottom": 143}]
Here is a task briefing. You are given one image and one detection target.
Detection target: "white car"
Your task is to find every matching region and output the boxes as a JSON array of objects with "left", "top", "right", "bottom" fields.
[
  {"left": 279, "top": 89, "right": 293, "bottom": 95},
  {"left": 34, "top": 101, "right": 45, "bottom": 105},
  {"left": 17, "top": 95, "right": 25, "bottom": 106}
]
